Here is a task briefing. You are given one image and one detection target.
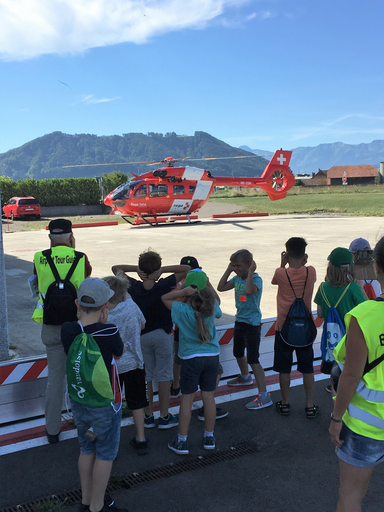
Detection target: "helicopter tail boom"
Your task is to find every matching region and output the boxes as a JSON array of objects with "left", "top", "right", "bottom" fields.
[{"left": 213, "top": 150, "right": 294, "bottom": 201}]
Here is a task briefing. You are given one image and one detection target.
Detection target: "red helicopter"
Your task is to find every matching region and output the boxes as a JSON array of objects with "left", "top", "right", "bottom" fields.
[{"left": 101, "top": 150, "right": 294, "bottom": 225}]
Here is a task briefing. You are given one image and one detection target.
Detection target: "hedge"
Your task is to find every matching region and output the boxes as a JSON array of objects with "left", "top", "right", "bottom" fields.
[{"left": 0, "top": 172, "right": 129, "bottom": 207}]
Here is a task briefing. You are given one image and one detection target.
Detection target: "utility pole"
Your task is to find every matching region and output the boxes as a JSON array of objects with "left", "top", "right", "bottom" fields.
[{"left": 0, "top": 190, "right": 9, "bottom": 360}]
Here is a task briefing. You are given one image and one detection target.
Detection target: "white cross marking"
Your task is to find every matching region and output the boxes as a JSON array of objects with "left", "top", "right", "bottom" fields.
[{"left": 277, "top": 154, "right": 286, "bottom": 165}]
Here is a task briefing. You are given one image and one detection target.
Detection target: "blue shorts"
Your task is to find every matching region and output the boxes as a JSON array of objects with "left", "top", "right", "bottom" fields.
[
  {"left": 273, "top": 331, "right": 314, "bottom": 374},
  {"left": 233, "top": 322, "right": 261, "bottom": 364},
  {"left": 337, "top": 423, "right": 384, "bottom": 468},
  {"left": 70, "top": 399, "right": 122, "bottom": 461},
  {"left": 180, "top": 355, "right": 219, "bottom": 394}
]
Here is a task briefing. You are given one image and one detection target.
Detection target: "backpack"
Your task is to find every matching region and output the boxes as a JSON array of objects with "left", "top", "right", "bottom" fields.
[
  {"left": 42, "top": 249, "right": 82, "bottom": 325},
  {"left": 363, "top": 281, "right": 376, "bottom": 300},
  {"left": 319, "top": 283, "right": 350, "bottom": 364},
  {"left": 66, "top": 324, "right": 115, "bottom": 407},
  {"left": 280, "top": 268, "right": 317, "bottom": 348}
]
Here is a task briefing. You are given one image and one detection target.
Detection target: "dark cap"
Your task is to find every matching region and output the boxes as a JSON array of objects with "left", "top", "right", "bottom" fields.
[
  {"left": 49, "top": 218, "right": 72, "bottom": 235},
  {"left": 180, "top": 256, "right": 200, "bottom": 269},
  {"left": 328, "top": 247, "right": 353, "bottom": 268}
]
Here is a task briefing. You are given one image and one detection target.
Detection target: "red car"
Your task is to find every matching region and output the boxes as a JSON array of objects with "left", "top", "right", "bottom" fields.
[{"left": 2, "top": 197, "right": 41, "bottom": 220}]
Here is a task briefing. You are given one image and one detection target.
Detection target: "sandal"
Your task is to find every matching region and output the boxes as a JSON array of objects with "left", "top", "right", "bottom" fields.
[
  {"left": 275, "top": 401, "right": 290, "bottom": 416},
  {"left": 305, "top": 405, "right": 319, "bottom": 419}
]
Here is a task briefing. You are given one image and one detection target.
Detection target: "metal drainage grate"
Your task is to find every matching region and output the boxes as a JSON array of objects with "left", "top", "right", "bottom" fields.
[{"left": 1, "top": 442, "right": 258, "bottom": 512}]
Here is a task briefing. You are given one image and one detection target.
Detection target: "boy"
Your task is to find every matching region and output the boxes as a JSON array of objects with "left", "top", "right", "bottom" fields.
[
  {"left": 103, "top": 274, "right": 148, "bottom": 455},
  {"left": 112, "top": 249, "right": 190, "bottom": 429},
  {"left": 61, "top": 278, "right": 125, "bottom": 512},
  {"left": 272, "top": 237, "right": 318, "bottom": 418},
  {"left": 217, "top": 249, "right": 272, "bottom": 410}
]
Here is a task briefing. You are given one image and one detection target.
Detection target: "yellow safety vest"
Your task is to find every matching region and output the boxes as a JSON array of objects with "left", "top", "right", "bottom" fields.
[
  {"left": 32, "top": 246, "right": 86, "bottom": 324},
  {"left": 334, "top": 300, "right": 384, "bottom": 440}
]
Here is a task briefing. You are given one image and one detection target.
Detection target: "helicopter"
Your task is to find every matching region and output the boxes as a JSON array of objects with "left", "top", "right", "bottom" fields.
[{"left": 100, "top": 150, "right": 294, "bottom": 225}]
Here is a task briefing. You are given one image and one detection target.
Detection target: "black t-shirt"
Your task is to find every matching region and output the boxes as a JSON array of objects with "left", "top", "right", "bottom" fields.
[
  {"left": 61, "top": 321, "right": 124, "bottom": 380},
  {"left": 128, "top": 275, "right": 176, "bottom": 335}
]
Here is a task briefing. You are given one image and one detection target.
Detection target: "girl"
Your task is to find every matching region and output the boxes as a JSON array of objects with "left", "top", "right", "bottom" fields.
[
  {"left": 314, "top": 247, "right": 366, "bottom": 391},
  {"left": 161, "top": 270, "right": 222, "bottom": 455}
]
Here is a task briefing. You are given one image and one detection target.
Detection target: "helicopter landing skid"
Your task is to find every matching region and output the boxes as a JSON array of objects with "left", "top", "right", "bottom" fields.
[{"left": 121, "top": 214, "right": 200, "bottom": 226}]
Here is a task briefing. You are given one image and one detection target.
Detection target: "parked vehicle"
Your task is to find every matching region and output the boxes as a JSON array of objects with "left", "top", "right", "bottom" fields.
[{"left": 2, "top": 197, "right": 41, "bottom": 220}]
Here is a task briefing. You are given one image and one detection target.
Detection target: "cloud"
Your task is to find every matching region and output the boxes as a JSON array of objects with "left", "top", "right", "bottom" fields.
[
  {"left": 0, "top": 0, "right": 250, "bottom": 61},
  {"left": 81, "top": 94, "right": 120, "bottom": 104}
]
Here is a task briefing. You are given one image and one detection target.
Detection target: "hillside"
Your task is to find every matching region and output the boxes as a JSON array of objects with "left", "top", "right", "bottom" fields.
[
  {"left": 241, "top": 140, "right": 384, "bottom": 173},
  {"left": 0, "top": 131, "right": 268, "bottom": 181}
]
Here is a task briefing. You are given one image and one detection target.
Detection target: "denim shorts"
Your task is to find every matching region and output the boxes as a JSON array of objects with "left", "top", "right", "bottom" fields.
[
  {"left": 180, "top": 355, "right": 219, "bottom": 394},
  {"left": 71, "top": 399, "right": 122, "bottom": 461},
  {"left": 233, "top": 322, "right": 261, "bottom": 364},
  {"left": 337, "top": 423, "right": 384, "bottom": 468}
]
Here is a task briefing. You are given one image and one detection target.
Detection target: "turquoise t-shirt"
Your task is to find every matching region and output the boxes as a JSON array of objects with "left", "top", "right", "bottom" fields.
[
  {"left": 171, "top": 300, "right": 222, "bottom": 359},
  {"left": 230, "top": 273, "right": 263, "bottom": 326}
]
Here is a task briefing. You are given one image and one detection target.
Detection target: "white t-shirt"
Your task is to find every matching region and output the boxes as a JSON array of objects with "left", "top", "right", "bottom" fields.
[{"left": 107, "top": 297, "right": 146, "bottom": 373}]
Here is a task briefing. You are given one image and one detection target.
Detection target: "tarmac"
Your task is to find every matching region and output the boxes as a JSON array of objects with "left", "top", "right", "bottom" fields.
[{"left": 1, "top": 206, "right": 384, "bottom": 511}]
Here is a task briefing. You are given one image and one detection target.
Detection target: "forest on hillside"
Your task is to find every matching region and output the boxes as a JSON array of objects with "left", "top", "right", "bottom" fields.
[{"left": 0, "top": 131, "right": 268, "bottom": 181}]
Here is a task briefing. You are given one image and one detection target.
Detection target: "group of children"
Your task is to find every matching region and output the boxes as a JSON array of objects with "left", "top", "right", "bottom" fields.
[{"left": 63, "top": 236, "right": 375, "bottom": 512}]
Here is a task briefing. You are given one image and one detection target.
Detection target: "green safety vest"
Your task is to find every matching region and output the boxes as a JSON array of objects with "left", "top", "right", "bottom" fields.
[
  {"left": 334, "top": 300, "right": 384, "bottom": 440},
  {"left": 32, "top": 246, "right": 86, "bottom": 324}
]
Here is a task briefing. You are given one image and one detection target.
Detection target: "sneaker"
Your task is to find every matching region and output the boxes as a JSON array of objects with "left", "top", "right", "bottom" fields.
[
  {"left": 197, "top": 406, "right": 229, "bottom": 421},
  {"left": 79, "top": 494, "right": 114, "bottom": 511},
  {"left": 246, "top": 393, "right": 273, "bottom": 410},
  {"left": 170, "top": 384, "right": 181, "bottom": 398},
  {"left": 45, "top": 429, "right": 60, "bottom": 444},
  {"left": 130, "top": 437, "right": 149, "bottom": 455},
  {"left": 203, "top": 435, "right": 215, "bottom": 450},
  {"left": 227, "top": 374, "right": 253, "bottom": 386},
  {"left": 158, "top": 412, "right": 179, "bottom": 430},
  {"left": 144, "top": 414, "right": 155, "bottom": 429},
  {"left": 326, "top": 384, "right": 332, "bottom": 393},
  {"left": 168, "top": 437, "right": 189, "bottom": 455}
]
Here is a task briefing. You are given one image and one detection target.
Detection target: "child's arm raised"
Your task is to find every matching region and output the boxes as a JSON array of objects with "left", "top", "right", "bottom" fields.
[
  {"left": 111, "top": 264, "right": 138, "bottom": 275},
  {"left": 158, "top": 264, "right": 191, "bottom": 283},
  {"left": 161, "top": 286, "right": 196, "bottom": 310},
  {"left": 245, "top": 260, "right": 258, "bottom": 296},
  {"left": 217, "top": 262, "right": 235, "bottom": 292}
]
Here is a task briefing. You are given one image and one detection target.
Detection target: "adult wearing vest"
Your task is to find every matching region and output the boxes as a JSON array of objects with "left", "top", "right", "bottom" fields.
[
  {"left": 33, "top": 219, "right": 92, "bottom": 444},
  {"left": 329, "top": 236, "right": 384, "bottom": 512}
]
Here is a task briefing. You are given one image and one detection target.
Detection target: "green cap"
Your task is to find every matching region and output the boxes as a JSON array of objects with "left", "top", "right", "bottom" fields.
[
  {"left": 184, "top": 270, "right": 207, "bottom": 291},
  {"left": 328, "top": 247, "right": 353, "bottom": 268}
]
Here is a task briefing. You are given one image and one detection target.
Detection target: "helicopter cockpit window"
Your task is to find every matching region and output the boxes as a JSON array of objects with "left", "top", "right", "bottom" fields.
[
  {"left": 133, "top": 184, "right": 147, "bottom": 198},
  {"left": 173, "top": 185, "right": 185, "bottom": 195},
  {"left": 149, "top": 184, "right": 168, "bottom": 197},
  {"left": 111, "top": 180, "right": 143, "bottom": 200},
  {"left": 189, "top": 186, "right": 196, "bottom": 194}
]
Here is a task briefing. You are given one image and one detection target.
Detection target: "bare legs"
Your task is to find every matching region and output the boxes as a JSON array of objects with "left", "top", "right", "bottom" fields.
[
  {"left": 237, "top": 355, "right": 267, "bottom": 393},
  {"left": 336, "top": 459, "right": 374, "bottom": 512},
  {"left": 79, "top": 453, "right": 113, "bottom": 512}
]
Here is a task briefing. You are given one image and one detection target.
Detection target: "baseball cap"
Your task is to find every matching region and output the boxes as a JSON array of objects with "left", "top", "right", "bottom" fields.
[
  {"left": 184, "top": 270, "right": 207, "bottom": 291},
  {"left": 349, "top": 238, "right": 371, "bottom": 253},
  {"left": 328, "top": 247, "right": 353, "bottom": 268},
  {"left": 49, "top": 218, "right": 72, "bottom": 235},
  {"left": 77, "top": 278, "right": 114, "bottom": 307},
  {"left": 180, "top": 256, "right": 200, "bottom": 269}
]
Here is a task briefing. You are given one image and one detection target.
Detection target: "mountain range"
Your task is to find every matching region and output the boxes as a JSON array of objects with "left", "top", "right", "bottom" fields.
[
  {"left": 0, "top": 132, "right": 383, "bottom": 181},
  {"left": 240, "top": 140, "right": 384, "bottom": 174}
]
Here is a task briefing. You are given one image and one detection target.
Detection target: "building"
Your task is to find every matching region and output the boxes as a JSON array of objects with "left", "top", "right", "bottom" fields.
[{"left": 327, "top": 165, "right": 379, "bottom": 186}]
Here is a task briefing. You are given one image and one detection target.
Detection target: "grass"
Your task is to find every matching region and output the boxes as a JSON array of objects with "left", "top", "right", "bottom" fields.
[{"left": 209, "top": 184, "right": 384, "bottom": 216}]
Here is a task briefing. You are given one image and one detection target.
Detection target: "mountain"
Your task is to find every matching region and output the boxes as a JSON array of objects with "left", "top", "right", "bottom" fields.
[
  {"left": 239, "top": 146, "right": 273, "bottom": 157},
  {"left": 241, "top": 140, "right": 384, "bottom": 174},
  {"left": 0, "top": 131, "right": 268, "bottom": 181}
]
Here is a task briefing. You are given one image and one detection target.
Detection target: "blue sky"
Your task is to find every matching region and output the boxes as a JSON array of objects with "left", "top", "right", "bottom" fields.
[{"left": 1, "top": 0, "right": 383, "bottom": 155}]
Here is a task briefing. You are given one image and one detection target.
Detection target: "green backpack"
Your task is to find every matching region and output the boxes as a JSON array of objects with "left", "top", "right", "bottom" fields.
[{"left": 66, "top": 326, "right": 114, "bottom": 407}]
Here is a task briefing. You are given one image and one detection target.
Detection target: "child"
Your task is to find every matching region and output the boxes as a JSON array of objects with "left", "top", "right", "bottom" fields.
[
  {"left": 161, "top": 270, "right": 222, "bottom": 454},
  {"left": 349, "top": 238, "right": 381, "bottom": 298},
  {"left": 272, "top": 237, "right": 318, "bottom": 418},
  {"left": 103, "top": 274, "right": 148, "bottom": 455},
  {"left": 217, "top": 249, "right": 272, "bottom": 410},
  {"left": 314, "top": 247, "right": 366, "bottom": 389},
  {"left": 61, "top": 278, "right": 125, "bottom": 512},
  {"left": 112, "top": 249, "right": 190, "bottom": 429}
]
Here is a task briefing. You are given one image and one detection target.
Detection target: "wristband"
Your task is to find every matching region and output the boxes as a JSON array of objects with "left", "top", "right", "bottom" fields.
[{"left": 330, "top": 412, "right": 342, "bottom": 423}]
